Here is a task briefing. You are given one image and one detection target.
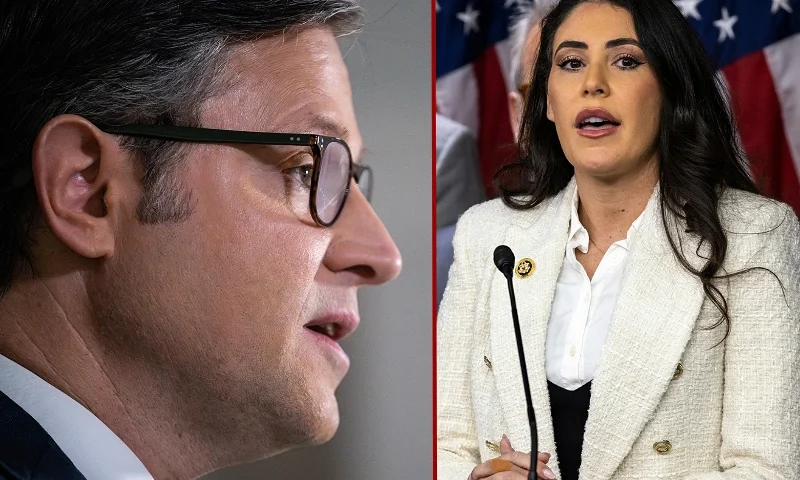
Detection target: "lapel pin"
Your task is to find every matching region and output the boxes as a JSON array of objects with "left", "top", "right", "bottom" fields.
[{"left": 515, "top": 258, "right": 535, "bottom": 278}]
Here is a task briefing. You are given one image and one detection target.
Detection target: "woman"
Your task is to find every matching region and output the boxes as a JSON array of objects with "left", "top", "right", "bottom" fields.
[{"left": 436, "top": 0, "right": 800, "bottom": 479}]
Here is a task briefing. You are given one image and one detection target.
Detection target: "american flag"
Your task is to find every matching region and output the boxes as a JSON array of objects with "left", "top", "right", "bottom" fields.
[
  {"left": 436, "top": 0, "right": 523, "bottom": 197},
  {"left": 436, "top": 0, "right": 800, "bottom": 213}
]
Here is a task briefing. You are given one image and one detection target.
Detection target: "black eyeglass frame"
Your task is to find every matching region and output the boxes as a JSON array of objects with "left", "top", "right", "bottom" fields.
[{"left": 99, "top": 124, "right": 371, "bottom": 227}]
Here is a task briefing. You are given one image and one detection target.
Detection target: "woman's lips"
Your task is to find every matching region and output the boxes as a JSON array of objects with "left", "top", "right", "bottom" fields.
[
  {"left": 576, "top": 123, "right": 620, "bottom": 138},
  {"left": 575, "top": 107, "right": 620, "bottom": 126}
]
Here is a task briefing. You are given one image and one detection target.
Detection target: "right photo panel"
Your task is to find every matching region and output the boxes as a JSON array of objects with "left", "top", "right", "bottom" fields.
[{"left": 436, "top": 0, "right": 799, "bottom": 479}]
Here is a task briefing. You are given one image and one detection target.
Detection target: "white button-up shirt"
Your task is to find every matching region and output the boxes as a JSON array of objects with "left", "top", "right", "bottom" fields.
[
  {"left": 0, "top": 354, "right": 153, "bottom": 480},
  {"left": 545, "top": 189, "right": 644, "bottom": 391}
]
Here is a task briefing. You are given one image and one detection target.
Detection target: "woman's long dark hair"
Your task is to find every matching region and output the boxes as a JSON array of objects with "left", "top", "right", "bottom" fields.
[{"left": 495, "top": 0, "right": 763, "bottom": 338}]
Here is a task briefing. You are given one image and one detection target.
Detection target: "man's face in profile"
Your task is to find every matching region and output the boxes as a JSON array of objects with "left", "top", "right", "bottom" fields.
[
  {"left": 91, "top": 26, "right": 401, "bottom": 460},
  {"left": 509, "top": 22, "right": 542, "bottom": 141}
]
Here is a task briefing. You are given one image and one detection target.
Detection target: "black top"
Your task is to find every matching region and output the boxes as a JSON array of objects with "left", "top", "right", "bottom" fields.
[
  {"left": 0, "top": 389, "right": 86, "bottom": 480},
  {"left": 547, "top": 380, "right": 592, "bottom": 480}
]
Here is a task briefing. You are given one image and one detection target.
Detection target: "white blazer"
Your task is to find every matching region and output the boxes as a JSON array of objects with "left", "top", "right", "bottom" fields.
[{"left": 437, "top": 178, "right": 800, "bottom": 479}]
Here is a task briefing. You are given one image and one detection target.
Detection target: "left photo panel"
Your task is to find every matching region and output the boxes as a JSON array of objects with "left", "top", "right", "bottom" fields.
[{"left": 0, "top": 1, "right": 434, "bottom": 480}]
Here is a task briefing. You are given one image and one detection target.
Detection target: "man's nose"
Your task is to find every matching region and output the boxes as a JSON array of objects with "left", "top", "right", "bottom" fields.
[{"left": 322, "top": 183, "right": 402, "bottom": 285}]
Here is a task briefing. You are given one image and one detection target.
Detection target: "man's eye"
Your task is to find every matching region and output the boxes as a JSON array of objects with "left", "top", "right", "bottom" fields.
[{"left": 285, "top": 164, "right": 314, "bottom": 188}]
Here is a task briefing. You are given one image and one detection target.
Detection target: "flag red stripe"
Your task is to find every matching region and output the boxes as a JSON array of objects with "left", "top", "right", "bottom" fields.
[
  {"left": 472, "top": 47, "right": 515, "bottom": 198},
  {"left": 723, "top": 50, "right": 800, "bottom": 212}
]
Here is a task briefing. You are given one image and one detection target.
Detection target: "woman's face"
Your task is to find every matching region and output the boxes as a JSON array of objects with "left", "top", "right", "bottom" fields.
[{"left": 546, "top": 2, "right": 662, "bottom": 182}]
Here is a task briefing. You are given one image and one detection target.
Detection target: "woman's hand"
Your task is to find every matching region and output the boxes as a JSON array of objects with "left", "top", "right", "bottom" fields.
[{"left": 468, "top": 435, "right": 556, "bottom": 479}]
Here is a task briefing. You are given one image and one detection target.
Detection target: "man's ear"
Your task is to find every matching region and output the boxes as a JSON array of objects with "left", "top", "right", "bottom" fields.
[
  {"left": 507, "top": 92, "right": 523, "bottom": 143},
  {"left": 32, "top": 114, "right": 128, "bottom": 259}
]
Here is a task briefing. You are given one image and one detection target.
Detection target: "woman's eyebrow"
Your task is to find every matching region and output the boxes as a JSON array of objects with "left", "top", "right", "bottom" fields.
[
  {"left": 606, "top": 37, "right": 640, "bottom": 49},
  {"left": 554, "top": 37, "right": 641, "bottom": 55}
]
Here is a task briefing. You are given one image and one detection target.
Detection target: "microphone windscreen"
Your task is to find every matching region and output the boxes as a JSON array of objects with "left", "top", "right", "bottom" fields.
[{"left": 493, "top": 245, "right": 515, "bottom": 278}]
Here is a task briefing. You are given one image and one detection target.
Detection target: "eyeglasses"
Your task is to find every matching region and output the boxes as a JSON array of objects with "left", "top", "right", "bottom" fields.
[{"left": 99, "top": 124, "right": 372, "bottom": 227}]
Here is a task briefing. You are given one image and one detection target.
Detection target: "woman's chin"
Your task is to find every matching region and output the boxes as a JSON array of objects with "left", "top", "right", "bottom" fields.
[
  {"left": 570, "top": 156, "right": 656, "bottom": 184},
  {"left": 571, "top": 161, "right": 625, "bottom": 180}
]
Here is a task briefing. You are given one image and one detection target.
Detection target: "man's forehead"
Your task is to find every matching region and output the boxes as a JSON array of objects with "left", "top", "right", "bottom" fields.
[
  {"left": 521, "top": 23, "right": 541, "bottom": 81},
  {"left": 202, "top": 27, "right": 363, "bottom": 153}
]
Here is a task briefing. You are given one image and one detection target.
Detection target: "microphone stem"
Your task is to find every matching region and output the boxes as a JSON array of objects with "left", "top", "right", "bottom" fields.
[{"left": 506, "top": 275, "right": 538, "bottom": 480}]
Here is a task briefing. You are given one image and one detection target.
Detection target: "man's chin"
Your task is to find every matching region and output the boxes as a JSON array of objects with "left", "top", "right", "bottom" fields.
[
  {"left": 217, "top": 401, "right": 340, "bottom": 473},
  {"left": 306, "top": 398, "right": 341, "bottom": 446},
  {"left": 270, "top": 391, "right": 341, "bottom": 450}
]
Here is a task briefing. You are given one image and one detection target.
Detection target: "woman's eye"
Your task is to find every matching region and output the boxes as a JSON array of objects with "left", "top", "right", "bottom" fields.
[
  {"left": 557, "top": 57, "right": 584, "bottom": 71},
  {"left": 615, "top": 55, "right": 643, "bottom": 70}
]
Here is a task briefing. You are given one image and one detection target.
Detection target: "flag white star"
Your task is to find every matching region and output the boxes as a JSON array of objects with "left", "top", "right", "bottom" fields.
[
  {"left": 673, "top": 0, "right": 702, "bottom": 20},
  {"left": 504, "top": 0, "right": 524, "bottom": 8},
  {"left": 713, "top": 7, "right": 737, "bottom": 43},
  {"left": 456, "top": 3, "right": 481, "bottom": 35},
  {"left": 436, "top": 0, "right": 440, "bottom": 12},
  {"left": 771, "top": 0, "right": 793, "bottom": 14}
]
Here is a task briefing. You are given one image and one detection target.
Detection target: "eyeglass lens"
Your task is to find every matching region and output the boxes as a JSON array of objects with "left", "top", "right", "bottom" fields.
[{"left": 316, "top": 141, "right": 351, "bottom": 225}]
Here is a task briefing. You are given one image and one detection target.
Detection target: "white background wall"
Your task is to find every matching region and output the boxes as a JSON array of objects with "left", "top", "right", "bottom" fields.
[{"left": 203, "top": 1, "right": 432, "bottom": 478}]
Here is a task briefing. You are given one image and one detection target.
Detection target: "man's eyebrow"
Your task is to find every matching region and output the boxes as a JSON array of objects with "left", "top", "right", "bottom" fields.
[
  {"left": 297, "top": 114, "right": 351, "bottom": 140},
  {"left": 302, "top": 115, "right": 364, "bottom": 161},
  {"left": 554, "top": 37, "right": 640, "bottom": 55}
]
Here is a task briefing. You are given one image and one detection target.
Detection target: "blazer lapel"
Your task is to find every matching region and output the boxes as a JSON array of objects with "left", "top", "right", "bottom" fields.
[
  {"left": 489, "top": 181, "right": 575, "bottom": 476},
  {"left": 580, "top": 190, "right": 706, "bottom": 479}
]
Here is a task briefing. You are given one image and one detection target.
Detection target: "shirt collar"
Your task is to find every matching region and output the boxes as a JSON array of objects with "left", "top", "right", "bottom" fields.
[
  {"left": 568, "top": 188, "right": 590, "bottom": 253},
  {"left": 0, "top": 354, "right": 153, "bottom": 480}
]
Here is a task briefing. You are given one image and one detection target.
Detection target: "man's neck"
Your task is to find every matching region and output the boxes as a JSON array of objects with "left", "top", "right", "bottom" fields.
[{"left": 0, "top": 275, "right": 214, "bottom": 480}]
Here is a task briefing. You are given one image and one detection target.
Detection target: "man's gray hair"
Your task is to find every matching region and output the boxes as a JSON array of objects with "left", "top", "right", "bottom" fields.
[
  {"left": 509, "top": 1, "right": 553, "bottom": 88},
  {"left": 0, "top": 0, "right": 363, "bottom": 296}
]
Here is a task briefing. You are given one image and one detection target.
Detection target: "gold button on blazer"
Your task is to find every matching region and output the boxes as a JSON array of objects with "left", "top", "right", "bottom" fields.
[{"left": 437, "top": 179, "right": 800, "bottom": 479}]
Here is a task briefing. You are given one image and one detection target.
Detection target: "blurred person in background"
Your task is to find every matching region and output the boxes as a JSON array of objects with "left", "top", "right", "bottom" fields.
[
  {"left": 436, "top": 114, "right": 484, "bottom": 307},
  {"left": 437, "top": 114, "right": 485, "bottom": 230},
  {"left": 438, "top": 0, "right": 799, "bottom": 479},
  {"left": 0, "top": 1, "right": 402, "bottom": 479},
  {"left": 436, "top": 2, "right": 552, "bottom": 308},
  {"left": 507, "top": 3, "right": 550, "bottom": 142}
]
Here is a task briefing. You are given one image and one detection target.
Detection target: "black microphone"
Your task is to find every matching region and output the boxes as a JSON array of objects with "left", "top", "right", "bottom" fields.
[{"left": 493, "top": 245, "right": 538, "bottom": 480}]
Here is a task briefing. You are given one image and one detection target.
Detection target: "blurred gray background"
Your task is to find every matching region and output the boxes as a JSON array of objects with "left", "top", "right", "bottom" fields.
[{"left": 202, "top": 1, "right": 432, "bottom": 479}]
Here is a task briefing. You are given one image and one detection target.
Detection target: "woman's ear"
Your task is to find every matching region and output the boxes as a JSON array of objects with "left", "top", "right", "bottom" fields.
[
  {"left": 546, "top": 95, "right": 554, "bottom": 122},
  {"left": 32, "top": 114, "right": 130, "bottom": 259}
]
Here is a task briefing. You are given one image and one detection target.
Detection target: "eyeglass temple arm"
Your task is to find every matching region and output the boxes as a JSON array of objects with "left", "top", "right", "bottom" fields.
[{"left": 99, "top": 124, "right": 315, "bottom": 146}]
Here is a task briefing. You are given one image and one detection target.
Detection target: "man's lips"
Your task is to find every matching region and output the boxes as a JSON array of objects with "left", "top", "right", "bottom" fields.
[
  {"left": 574, "top": 108, "right": 621, "bottom": 128},
  {"left": 304, "top": 313, "right": 359, "bottom": 342}
]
